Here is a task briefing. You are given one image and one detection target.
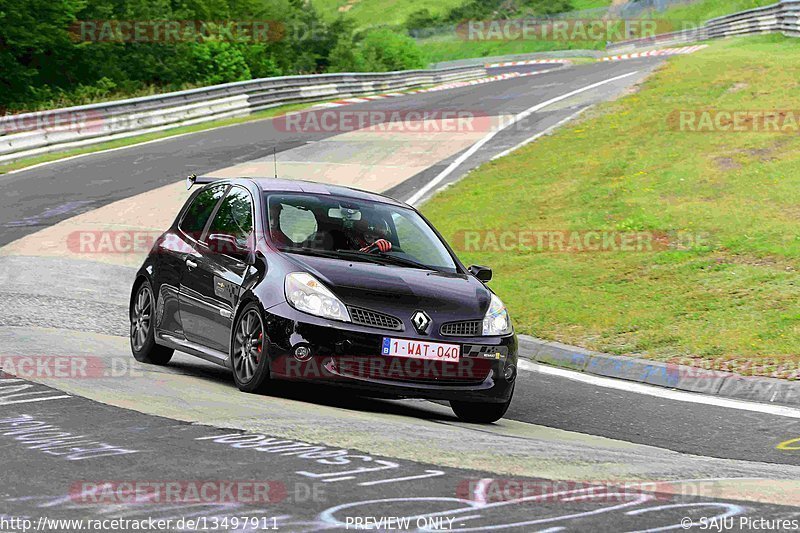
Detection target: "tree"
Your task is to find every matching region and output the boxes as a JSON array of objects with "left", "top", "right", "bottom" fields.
[
  {"left": 360, "top": 29, "right": 425, "bottom": 72},
  {"left": 0, "top": 0, "right": 84, "bottom": 109}
]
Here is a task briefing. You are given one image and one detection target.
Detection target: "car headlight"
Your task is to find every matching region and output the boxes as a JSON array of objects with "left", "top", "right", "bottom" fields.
[
  {"left": 285, "top": 272, "right": 351, "bottom": 322},
  {"left": 483, "top": 293, "right": 512, "bottom": 336}
]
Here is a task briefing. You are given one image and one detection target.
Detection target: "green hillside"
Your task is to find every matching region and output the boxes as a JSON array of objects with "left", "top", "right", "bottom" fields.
[
  {"left": 655, "top": 0, "right": 777, "bottom": 26},
  {"left": 311, "top": 0, "right": 470, "bottom": 27},
  {"left": 311, "top": 0, "right": 615, "bottom": 29}
]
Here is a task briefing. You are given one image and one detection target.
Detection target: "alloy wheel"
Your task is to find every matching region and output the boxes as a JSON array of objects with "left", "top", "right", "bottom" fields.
[
  {"left": 131, "top": 284, "right": 153, "bottom": 351},
  {"left": 233, "top": 309, "right": 264, "bottom": 384}
]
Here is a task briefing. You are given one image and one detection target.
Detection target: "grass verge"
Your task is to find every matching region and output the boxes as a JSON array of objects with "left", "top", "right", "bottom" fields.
[
  {"left": 311, "top": 0, "right": 613, "bottom": 29},
  {"left": 422, "top": 34, "right": 800, "bottom": 376},
  {"left": 655, "top": 0, "right": 777, "bottom": 27},
  {"left": 311, "top": 0, "right": 468, "bottom": 27},
  {"left": 420, "top": 35, "right": 605, "bottom": 65}
]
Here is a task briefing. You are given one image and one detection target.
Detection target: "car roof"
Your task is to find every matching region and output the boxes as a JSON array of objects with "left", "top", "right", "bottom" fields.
[{"left": 225, "top": 177, "right": 409, "bottom": 209}]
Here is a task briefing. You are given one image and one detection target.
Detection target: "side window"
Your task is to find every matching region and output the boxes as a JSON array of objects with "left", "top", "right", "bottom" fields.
[
  {"left": 207, "top": 187, "right": 254, "bottom": 246},
  {"left": 391, "top": 212, "right": 454, "bottom": 269},
  {"left": 179, "top": 185, "right": 227, "bottom": 240}
]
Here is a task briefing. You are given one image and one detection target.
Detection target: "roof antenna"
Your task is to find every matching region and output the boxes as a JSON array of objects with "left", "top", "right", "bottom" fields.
[{"left": 273, "top": 147, "right": 278, "bottom": 179}]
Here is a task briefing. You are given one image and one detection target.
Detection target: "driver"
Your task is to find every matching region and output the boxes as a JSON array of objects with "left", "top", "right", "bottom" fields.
[{"left": 348, "top": 213, "right": 393, "bottom": 253}]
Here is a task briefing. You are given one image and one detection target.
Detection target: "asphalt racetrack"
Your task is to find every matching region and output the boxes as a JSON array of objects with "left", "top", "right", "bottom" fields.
[{"left": 2, "top": 58, "right": 800, "bottom": 531}]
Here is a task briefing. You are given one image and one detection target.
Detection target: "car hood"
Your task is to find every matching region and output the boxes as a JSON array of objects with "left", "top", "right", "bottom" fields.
[{"left": 284, "top": 254, "right": 491, "bottom": 320}]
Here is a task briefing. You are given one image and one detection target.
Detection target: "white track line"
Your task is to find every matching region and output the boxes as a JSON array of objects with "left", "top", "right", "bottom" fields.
[
  {"left": 517, "top": 359, "right": 800, "bottom": 419},
  {"left": 0, "top": 395, "right": 72, "bottom": 405},
  {"left": 406, "top": 71, "right": 639, "bottom": 206},
  {"left": 490, "top": 105, "right": 591, "bottom": 161}
]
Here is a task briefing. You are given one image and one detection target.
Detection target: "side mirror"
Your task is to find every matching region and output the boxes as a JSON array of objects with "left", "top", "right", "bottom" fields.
[
  {"left": 468, "top": 265, "right": 492, "bottom": 282},
  {"left": 208, "top": 234, "right": 251, "bottom": 261}
]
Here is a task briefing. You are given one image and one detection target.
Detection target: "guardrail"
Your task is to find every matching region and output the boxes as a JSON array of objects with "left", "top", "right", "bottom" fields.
[
  {"left": 7, "top": 2, "right": 793, "bottom": 165},
  {"left": 0, "top": 65, "right": 485, "bottom": 164},
  {"left": 607, "top": 0, "right": 800, "bottom": 52},
  {"left": 431, "top": 49, "right": 604, "bottom": 70}
]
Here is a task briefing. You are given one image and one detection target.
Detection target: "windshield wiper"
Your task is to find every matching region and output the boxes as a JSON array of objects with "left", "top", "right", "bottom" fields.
[
  {"left": 282, "top": 247, "right": 440, "bottom": 271},
  {"left": 335, "top": 250, "right": 437, "bottom": 271},
  {"left": 282, "top": 247, "right": 387, "bottom": 265}
]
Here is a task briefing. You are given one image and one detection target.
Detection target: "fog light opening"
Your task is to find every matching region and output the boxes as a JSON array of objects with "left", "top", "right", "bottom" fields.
[
  {"left": 504, "top": 364, "right": 516, "bottom": 382},
  {"left": 294, "top": 344, "right": 313, "bottom": 362}
]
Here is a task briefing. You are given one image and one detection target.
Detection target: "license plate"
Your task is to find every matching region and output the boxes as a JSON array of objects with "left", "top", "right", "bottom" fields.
[{"left": 381, "top": 338, "right": 460, "bottom": 362}]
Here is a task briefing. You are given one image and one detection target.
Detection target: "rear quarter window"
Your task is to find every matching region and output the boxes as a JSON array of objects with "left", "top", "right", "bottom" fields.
[
  {"left": 207, "top": 187, "right": 254, "bottom": 246},
  {"left": 179, "top": 185, "right": 228, "bottom": 239}
]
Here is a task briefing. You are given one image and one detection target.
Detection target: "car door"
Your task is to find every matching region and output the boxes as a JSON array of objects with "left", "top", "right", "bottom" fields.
[
  {"left": 180, "top": 185, "right": 254, "bottom": 354},
  {"left": 156, "top": 183, "right": 228, "bottom": 339}
]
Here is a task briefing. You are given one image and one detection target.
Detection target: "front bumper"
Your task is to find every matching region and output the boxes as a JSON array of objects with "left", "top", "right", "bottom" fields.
[{"left": 262, "top": 302, "right": 517, "bottom": 403}]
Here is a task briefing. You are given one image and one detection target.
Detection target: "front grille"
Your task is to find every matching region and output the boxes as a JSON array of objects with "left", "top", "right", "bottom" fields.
[
  {"left": 348, "top": 307, "right": 403, "bottom": 331},
  {"left": 440, "top": 320, "right": 482, "bottom": 337}
]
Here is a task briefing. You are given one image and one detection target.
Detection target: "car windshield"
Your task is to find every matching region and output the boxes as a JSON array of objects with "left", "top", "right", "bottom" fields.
[{"left": 265, "top": 193, "right": 458, "bottom": 273}]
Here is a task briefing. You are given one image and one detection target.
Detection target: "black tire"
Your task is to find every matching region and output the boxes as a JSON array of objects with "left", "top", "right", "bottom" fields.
[
  {"left": 451, "top": 389, "right": 514, "bottom": 424},
  {"left": 231, "top": 303, "right": 271, "bottom": 393},
  {"left": 130, "top": 280, "right": 173, "bottom": 365}
]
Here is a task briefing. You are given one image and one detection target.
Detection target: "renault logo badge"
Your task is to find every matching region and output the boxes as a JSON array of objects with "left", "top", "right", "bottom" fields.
[{"left": 411, "top": 310, "right": 431, "bottom": 335}]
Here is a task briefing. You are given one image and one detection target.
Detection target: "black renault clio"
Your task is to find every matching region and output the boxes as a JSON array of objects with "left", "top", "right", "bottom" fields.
[{"left": 129, "top": 176, "right": 517, "bottom": 423}]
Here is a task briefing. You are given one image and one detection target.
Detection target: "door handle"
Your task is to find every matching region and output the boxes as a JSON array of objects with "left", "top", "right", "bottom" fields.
[{"left": 186, "top": 259, "right": 198, "bottom": 269}]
